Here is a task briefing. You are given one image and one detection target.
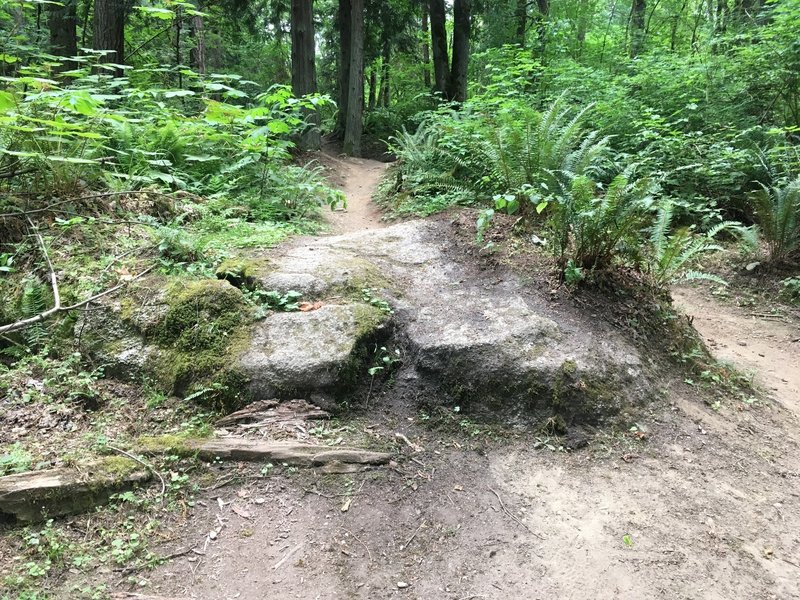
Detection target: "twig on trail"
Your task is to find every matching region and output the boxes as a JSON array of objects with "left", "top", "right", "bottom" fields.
[
  {"left": 488, "top": 487, "right": 544, "bottom": 540},
  {"left": 272, "top": 543, "right": 304, "bottom": 570},
  {"left": 401, "top": 520, "right": 426, "bottom": 551},
  {"left": 395, "top": 432, "right": 424, "bottom": 453},
  {"left": 107, "top": 444, "right": 166, "bottom": 497},
  {"left": 457, "top": 596, "right": 488, "bottom": 600},
  {"left": 340, "top": 527, "right": 373, "bottom": 562}
]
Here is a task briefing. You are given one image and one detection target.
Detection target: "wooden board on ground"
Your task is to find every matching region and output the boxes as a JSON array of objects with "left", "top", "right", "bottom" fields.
[{"left": 0, "top": 459, "right": 150, "bottom": 522}]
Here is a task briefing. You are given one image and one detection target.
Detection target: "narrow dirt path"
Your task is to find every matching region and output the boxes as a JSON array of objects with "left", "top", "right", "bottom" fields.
[
  {"left": 673, "top": 286, "right": 800, "bottom": 413},
  {"left": 322, "top": 153, "right": 388, "bottom": 234}
]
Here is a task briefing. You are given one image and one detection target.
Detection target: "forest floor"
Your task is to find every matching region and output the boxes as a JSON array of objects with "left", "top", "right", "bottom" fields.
[
  {"left": 120, "top": 155, "right": 800, "bottom": 600},
  {"left": 2, "top": 155, "right": 799, "bottom": 600}
]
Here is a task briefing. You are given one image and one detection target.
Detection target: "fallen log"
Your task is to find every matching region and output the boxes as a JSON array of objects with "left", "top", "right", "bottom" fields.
[
  {"left": 138, "top": 436, "right": 391, "bottom": 468},
  {"left": 215, "top": 399, "right": 329, "bottom": 428},
  {"left": 0, "top": 458, "right": 150, "bottom": 522},
  {"left": 188, "top": 439, "right": 391, "bottom": 467}
]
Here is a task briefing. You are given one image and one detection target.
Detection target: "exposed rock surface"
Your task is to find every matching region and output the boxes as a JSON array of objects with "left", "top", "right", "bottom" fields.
[
  {"left": 239, "top": 303, "right": 388, "bottom": 403},
  {"left": 81, "top": 219, "right": 651, "bottom": 424},
  {"left": 249, "top": 220, "right": 650, "bottom": 424}
]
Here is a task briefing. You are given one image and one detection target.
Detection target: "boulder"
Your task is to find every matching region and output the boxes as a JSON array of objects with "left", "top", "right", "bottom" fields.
[{"left": 239, "top": 303, "right": 389, "bottom": 404}]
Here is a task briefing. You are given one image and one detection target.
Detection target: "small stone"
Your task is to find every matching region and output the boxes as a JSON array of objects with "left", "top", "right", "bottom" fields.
[{"left": 397, "top": 581, "right": 410, "bottom": 589}]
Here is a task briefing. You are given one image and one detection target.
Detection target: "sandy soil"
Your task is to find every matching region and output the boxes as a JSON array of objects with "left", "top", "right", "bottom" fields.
[
  {"left": 117, "top": 162, "right": 800, "bottom": 600},
  {"left": 318, "top": 151, "right": 387, "bottom": 234},
  {"left": 673, "top": 286, "right": 800, "bottom": 415}
]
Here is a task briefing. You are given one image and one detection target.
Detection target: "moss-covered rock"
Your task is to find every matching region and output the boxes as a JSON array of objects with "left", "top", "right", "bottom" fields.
[
  {"left": 79, "top": 276, "right": 254, "bottom": 411},
  {"left": 215, "top": 257, "right": 269, "bottom": 290}
]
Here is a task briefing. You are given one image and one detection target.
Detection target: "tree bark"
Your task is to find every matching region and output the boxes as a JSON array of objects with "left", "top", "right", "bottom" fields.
[
  {"left": 515, "top": 0, "right": 527, "bottom": 47},
  {"left": 335, "top": 0, "right": 351, "bottom": 138},
  {"left": 93, "top": 0, "right": 125, "bottom": 71},
  {"left": 378, "top": 37, "right": 390, "bottom": 108},
  {"left": 189, "top": 11, "right": 206, "bottom": 74},
  {"left": 533, "top": 0, "right": 549, "bottom": 59},
  {"left": 48, "top": 0, "right": 77, "bottom": 71},
  {"left": 342, "top": 0, "right": 364, "bottom": 156},
  {"left": 429, "top": 0, "right": 449, "bottom": 97},
  {"left": 291, "top": 0, "right": 320, "bottom": 150},
  {"left": 447, "top": 0, "right": 471, "bottom": 103},
  {"left": 422, "top": 3, "right": 431, "bottom": 88},
  {"left": 368, "top": 67, "right": 377, "bottom": 110},
  {"left": 629, "top": 0, "right": 646, "bottom": 57}
]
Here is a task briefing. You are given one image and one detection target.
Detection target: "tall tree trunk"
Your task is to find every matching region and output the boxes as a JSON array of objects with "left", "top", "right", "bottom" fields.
[
  {"left": 429, "top": 0, "right": 449, "bottom": 96},
  {"left": 629, "top": 0, "right": 646, "bottom": 57},
  {"left": 189, "top": 10, "right": 206, "bottom": 74},
  {"left": 533, "top": 0, "right": 549, "bottom": 59},
  {"left": 48, "top": 0, "right": 78, "bottom": 70},
  {"left": 291, "top": 0, "right": 320, "bottom": 150},
  {"left": 715, "top": 0, "right": 729, "bottom": 34},
  {"left": 378, "top": 38, "right": 390, "bottom": 108},
  {"left": 368, "top": 67, "right": 377, "bottom": 110},
  {"left": 515, "top": 0, "right": 527, "bottom": 47},
  {"left": 670, "top": 0, "right": 689, "bottom": 51},
  {"left": 175, "top": 6, "right": 183, "bottom": 88},
  {"left": 342, "top": 0, "right": 364, "bottom": 156},
  {"left": 422, "top": 3, "right": 431, "bottom": 88},
  {"left": 93, "top": 0, "right": 125, "bottom": 72},
  {"left": 335, "top": 0, "right": 351, "bottom": 138},
  {"left": 447, "top": 0, "right": 471, "bottom": 103}
]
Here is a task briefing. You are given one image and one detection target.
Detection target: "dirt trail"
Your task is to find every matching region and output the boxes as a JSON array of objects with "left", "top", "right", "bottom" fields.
[
  {"left": 136, "top": 169, "right": 800, "bottom": 600},
  {"left": 322, "top": 153, "right": 388, "bottom": 234},
  {"left": 673, "top": 286, "right": 800, "bottom": 413}
]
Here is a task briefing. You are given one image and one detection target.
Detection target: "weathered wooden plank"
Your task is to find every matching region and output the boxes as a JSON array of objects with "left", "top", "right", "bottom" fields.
[
  {"left": 0, "top": 458, "right": 150, "bottom": 522},
  {"left": 186, "top": 439, "right": 391, "bottom": 467}
]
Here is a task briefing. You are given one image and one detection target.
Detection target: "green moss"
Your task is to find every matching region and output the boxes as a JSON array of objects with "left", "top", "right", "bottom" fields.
[
  {"left": 91, "top": 456, "right": 141, "bottom": 478},
  {"left": 145, "top": 279, "right": 254, "bottom": 411},
  {"left": 136, "top": 434, "right": 198, "bottom": 456},
  {"left": 215, "top": 257, "right": 268, "bottom": 290},
  {"left": 561, "top": 359, "right": 578, "bottom": 375},
  {"left": 351, "top": 303, "right": 388, "bottom": 338},
  {"left": 159, "top": 279, "right": 249, "bottom": 350}
]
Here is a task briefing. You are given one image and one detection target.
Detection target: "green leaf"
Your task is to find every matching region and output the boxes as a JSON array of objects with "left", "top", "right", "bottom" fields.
[
  {"left": 536, "top": 201, "right": 548, "bottom": 214},
  {"left": 0, "top": 91, "right": 16, "bottom": 110},
  {"left": 267, "top": 120, "right": 291, "bottom": 134},
  {"left": 164, "top": 90, "right": 195, "bottom": 98},
  {"left": 622, "top": 535, "right": 633, "bottom": 547},
  {"left": 45, "top": 155, "right": 98, "bottom": 164}
]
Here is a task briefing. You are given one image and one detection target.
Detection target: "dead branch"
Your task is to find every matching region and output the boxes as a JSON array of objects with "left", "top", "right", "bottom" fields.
[
  {"left": 0, "top": 265, "right": 154, "bottom": 335},
  {"left": 107, "top": 444, "right": 167, "bottom": 497},
  {"left": 0, "top": 190, "right": 178, "bottom": 218}
]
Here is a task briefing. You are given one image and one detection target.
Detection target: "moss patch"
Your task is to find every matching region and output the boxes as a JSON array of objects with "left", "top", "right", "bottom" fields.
[
  {"left": 215, "top": 257, "right": 268, "bottom": 290},
  {"left": 136, "top": 434, "right": 199, "bottom": 456},
  {"left": 149, "top": 279, "right": 253, "bottom": 411}
]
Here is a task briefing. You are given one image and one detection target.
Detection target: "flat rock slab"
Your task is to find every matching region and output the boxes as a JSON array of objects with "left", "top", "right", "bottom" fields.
[
  {"left": 252, "top": 220, "right": 650, "bottom": 423},
  {"left": 0, "top": 459, "right": 150, "bottom": 522},
  {"left": 239, "top": 303, "right": 389, "bottom": 403}
]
